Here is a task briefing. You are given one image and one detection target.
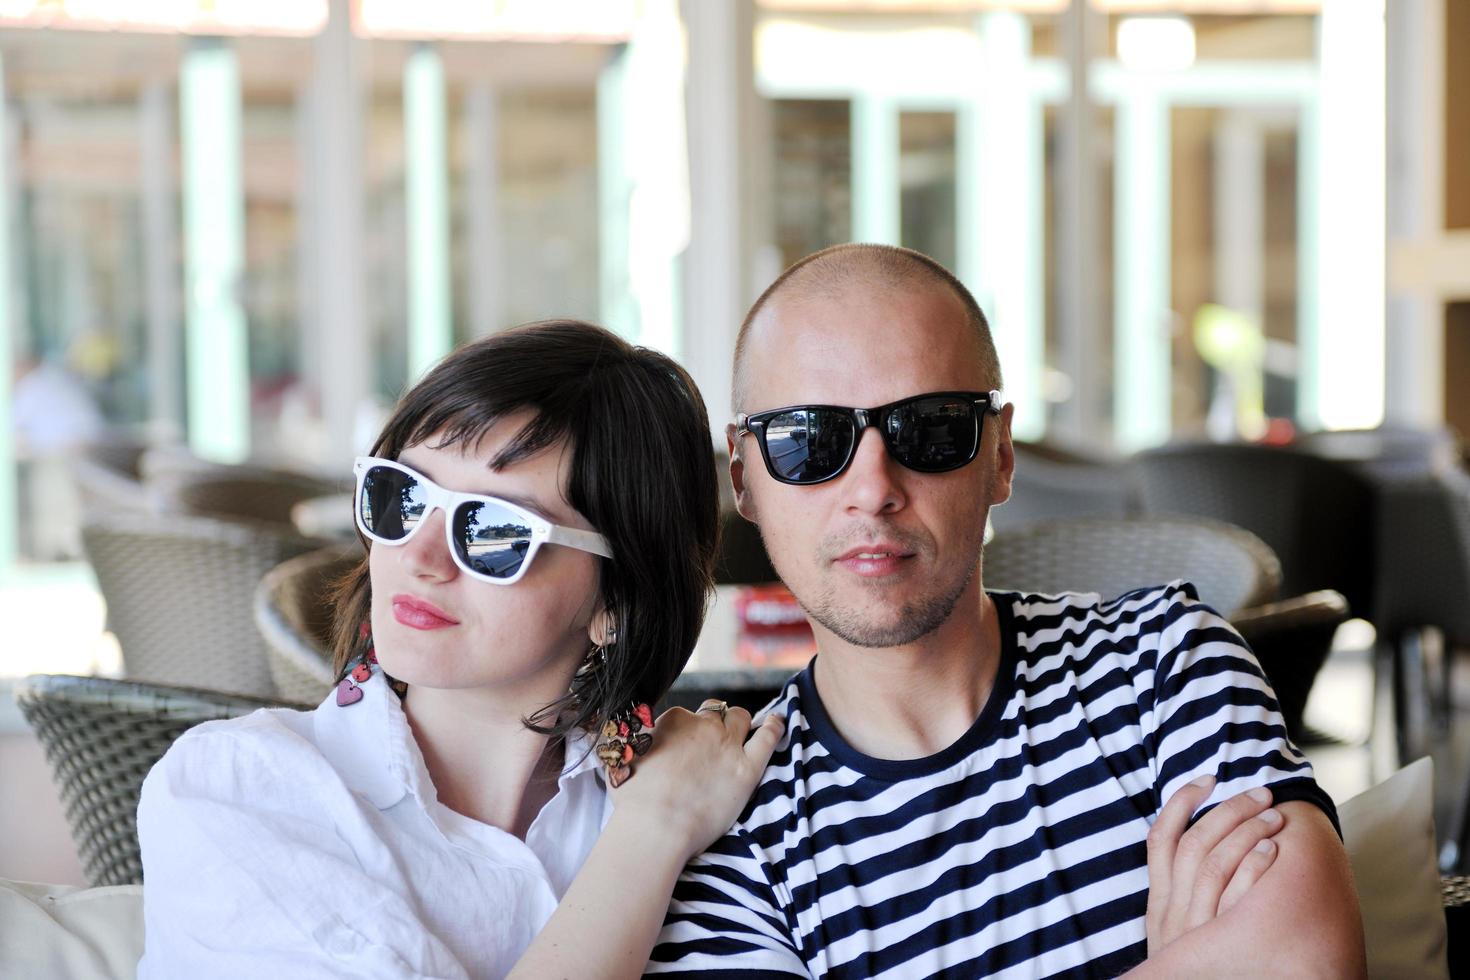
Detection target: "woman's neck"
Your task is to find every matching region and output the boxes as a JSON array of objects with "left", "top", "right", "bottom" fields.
[{"left": 403, "top": 685, "right": 568, "bottom": 839}]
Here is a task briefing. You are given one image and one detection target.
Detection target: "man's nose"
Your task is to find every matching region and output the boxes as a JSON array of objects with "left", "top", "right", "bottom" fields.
[{"left": 839, "top": 427, "right": 907, "bottom": 516}]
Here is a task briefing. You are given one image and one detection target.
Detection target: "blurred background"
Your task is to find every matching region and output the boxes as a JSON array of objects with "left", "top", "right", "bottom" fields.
[{"left": 1, "top": 0, "right": 1468, "bottom": 883}]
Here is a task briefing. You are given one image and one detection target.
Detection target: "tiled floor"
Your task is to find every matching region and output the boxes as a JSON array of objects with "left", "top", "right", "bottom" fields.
[{"left": 1, "top": 566, "right": 1463, "bottom": 884}]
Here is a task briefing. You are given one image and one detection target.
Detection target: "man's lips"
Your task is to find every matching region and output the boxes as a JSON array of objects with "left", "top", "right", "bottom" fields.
[
  {"left": 392, "top": 594, "right": 461, "bottom": 630},
  {"left": 833, "top": 544, "right": 915, "bottom": 577}
]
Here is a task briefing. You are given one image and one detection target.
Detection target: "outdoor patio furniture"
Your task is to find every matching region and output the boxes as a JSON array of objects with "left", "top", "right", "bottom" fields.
[
  {"left": 254, "top": 545, "right": 359, "bottom": 704},
  {"left": 13, "top": 674, "right": 297, "bottom": 886}
]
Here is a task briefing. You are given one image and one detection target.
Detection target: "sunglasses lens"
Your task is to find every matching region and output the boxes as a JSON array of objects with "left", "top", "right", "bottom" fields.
[
  {"left": 884, "top": 396, "right": 978, "bottom": 472},
  {"left": 452, "top": 499, "right": 535, "bottom": 580},
  {"left": 360, "top": 465, "right": 428, "bottom": 541},
  {"left": 763, "top": 408, "right": 856, "bottom": 483}
]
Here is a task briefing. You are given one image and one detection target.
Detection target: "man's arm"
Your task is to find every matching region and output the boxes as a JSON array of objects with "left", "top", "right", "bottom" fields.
[{"left": 1132, "top": 799, "right": 1365, "bottom": 977}]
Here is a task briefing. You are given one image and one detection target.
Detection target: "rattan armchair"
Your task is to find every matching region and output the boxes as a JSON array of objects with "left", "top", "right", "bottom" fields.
[
  {"left": 160, "top": 469, "right": 345, "bottom": 529},
  {"left": 984, "top": 517, "right": 1348, "bottom": 740},
  {"left": 13, "top": 674, "right": 298, "bottom": 886},
  {"left": 254, "top": 545, "right": 360, "bottom": 704},
  {"left": 81, "top": 512, "right": 328, "bottom": 697}
]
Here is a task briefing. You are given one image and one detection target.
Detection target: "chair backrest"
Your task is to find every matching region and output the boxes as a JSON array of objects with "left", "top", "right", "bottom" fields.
[
  {"left": 68, "top": 439, "right": 158, "bottom": 517},
  {"left": 254, "top": 545, "right": 360, "bottom": 703},
  {"left": 159, "top": 468, "right": 345, "bottom": 529},
  {"left": 1131, "top": 442, "right": 1376, "bottom": 615},
  {"left": 991, "top": 442, "right": 1137, "bottom": 534},
  {"left": 13, "top": 674, "right": 296, "bottom": 886},
  {"left": 81, "top": 512, "right": 327, "bottom": 697},
  {"left": 14, "top": 675, "right": 294, "bottom": 887},
  {"left": 715, "top": 511, "right": 779, "bottom": 585},
  {"left": 983, "top": 517, "right": 1281, "bottom": 617}
]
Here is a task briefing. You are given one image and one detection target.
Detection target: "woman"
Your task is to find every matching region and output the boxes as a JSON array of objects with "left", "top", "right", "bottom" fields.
[{"left": 137, "top": 320, "right": 781, "bottom": 978}]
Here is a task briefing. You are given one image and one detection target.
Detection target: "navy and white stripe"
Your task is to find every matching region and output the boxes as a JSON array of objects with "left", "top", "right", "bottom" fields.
[{"left": 649, "top": 582, "right": 1336, "bottom": 979}]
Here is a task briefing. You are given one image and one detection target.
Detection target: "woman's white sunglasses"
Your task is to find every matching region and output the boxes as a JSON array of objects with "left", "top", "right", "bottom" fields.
[{"left": 353, "top": 456, "right": 612, "bottom": 585}]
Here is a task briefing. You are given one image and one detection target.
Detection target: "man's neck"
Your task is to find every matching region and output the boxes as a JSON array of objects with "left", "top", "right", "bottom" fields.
[{"left": 809, "top": 579, "right": 1004, "bottom": 761}]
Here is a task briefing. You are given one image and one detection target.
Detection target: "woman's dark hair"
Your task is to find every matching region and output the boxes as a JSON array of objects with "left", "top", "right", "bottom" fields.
[{"left": 329, "top": 319, "right": 720, "bottom": 739}]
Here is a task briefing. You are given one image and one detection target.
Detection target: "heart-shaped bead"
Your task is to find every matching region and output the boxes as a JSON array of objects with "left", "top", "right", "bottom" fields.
[{"left": 336, "top": 679, "right": 364, "bottom": 707}]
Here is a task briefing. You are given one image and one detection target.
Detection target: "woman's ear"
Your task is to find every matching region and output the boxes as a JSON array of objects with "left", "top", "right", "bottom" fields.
[{"left": 586, "top": 606, "right": 617, "bottom": 649}]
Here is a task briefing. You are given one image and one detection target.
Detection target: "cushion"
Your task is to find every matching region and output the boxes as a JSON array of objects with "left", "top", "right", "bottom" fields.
[
  {"left": 0, "top": 878, "right": 144, "bottom": 979},
  {"left": 1339, "top": 756, "right": 1448, "bottom": 979}
]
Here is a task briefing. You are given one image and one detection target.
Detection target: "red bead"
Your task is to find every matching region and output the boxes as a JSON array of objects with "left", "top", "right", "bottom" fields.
[{"left": 351, "top": 664, "right": 371, "bottom": 683}]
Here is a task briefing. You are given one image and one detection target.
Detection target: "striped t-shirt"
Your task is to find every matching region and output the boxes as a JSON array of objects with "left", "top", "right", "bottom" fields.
[{"left": 649, "top": 582, "right": 1337, "bottom": 979}]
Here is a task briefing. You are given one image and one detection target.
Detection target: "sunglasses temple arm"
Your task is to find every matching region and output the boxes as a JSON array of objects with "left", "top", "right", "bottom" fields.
[{"left": 546, "top": 525, "right": 614, "bottom": 560}]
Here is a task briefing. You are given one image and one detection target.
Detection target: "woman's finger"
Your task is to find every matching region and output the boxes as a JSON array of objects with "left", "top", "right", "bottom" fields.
[
  {"left": 1216, "top": 837, "right": 1278, "bottom": 916},
  {"left": 742, "top": 713, "right": 785, "bottom": 769}
]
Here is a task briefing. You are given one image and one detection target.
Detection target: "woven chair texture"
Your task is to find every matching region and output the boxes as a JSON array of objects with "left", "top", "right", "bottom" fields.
[
  {"left": 255, "top": 545, "right": 360, "bottom": 703},
  {"left": 82, "top": 512, "right": 328, "bottom": 697},
  {"left": 159, "top": 469, "right": 345, "bottom": 528},
  {"left": 13, "top": 674, "right": 296, "bottom": 886},
  {"left": 991, "top": 443, "right": 1137, "bottom": 534},
  {"left": 1131, "top": 443, "right": 1376, "bottom": 617},
  {"left": 983, "top": 517, "right": 1280, "bottom": 617}
]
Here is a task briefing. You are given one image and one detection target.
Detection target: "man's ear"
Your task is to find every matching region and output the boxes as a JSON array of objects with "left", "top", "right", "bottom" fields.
[
  {"left": 989, "top": 402, "right": 1016, "bottom": 507},
  {"left": 726, "top": 423, "right": 759, "bottom": 522}
]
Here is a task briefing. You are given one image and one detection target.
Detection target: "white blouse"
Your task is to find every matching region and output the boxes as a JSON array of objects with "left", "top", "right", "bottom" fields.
[{"left": 136, "top": 662, "right": 612, "bottom": 979}]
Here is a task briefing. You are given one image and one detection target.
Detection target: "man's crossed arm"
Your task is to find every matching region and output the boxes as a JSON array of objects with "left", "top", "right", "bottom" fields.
[{"left": 1132, "top": 777, "right": 1366, "bottom": 978}]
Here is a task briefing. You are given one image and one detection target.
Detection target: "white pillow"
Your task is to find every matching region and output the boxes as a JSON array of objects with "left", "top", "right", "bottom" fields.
[
  {"left": 1339, "top": 756, "right": 1448, "bottom": 979},
  {"left": 0, "top": 878, "right": 144, "bottom": 980}
]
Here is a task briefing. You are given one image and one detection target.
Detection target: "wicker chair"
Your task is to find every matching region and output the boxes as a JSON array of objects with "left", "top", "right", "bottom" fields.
[
  {"left": 81, "top": 512, "right": 328, "bottom": 697},
  {"left": 254, "top": 545, "right": 360, "bottom": 704},
  {"left": 67, "top": 438, "right": 158, "bottom": 517},
  {"left": 162, "top": 470, "right": 346, "bottom": 529},
  {"left": 1130, "top": 442, "right": 1377, "bottom": 618},
  {"left": 984, "top": 517, "right": 1348, "bottom": 740},
  {"left": 990, "top": 441, "right": 1137, "bottom": 534},
  {"left": 984, "top": 516, "right": 1280, "bottom": 616},
  {"left": 13, "top": 674, "right": 298, "bottom": 886}
]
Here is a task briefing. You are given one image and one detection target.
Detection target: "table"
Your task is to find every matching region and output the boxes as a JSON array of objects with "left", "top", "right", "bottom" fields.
[{"left": 670, "top": 585, "right": 815, "bottom": 698}]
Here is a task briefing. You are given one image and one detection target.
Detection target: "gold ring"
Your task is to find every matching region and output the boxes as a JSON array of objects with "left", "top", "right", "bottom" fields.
[{"left": 698, "top": 699, "right": 729, "bottom": 721}]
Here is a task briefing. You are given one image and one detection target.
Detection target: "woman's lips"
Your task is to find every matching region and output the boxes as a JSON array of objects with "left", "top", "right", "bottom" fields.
[{"left": 392, "top": 594, "right": 460, "bottom": 630}]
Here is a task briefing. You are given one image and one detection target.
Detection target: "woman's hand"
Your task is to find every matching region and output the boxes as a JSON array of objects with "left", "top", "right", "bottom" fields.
[{"left": 608, "top": 701, "right": 784, "bottom": 863}]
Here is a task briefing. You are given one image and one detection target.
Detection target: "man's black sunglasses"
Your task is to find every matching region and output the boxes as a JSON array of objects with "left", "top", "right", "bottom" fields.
[{"left": 735, "top": 390, "right": 1003, "bottom": 486}]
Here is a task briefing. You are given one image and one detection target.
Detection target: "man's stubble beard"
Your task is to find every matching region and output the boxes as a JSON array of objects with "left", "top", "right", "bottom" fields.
[
  {"left": 801, "top": 557, "right": 977, "bottom": 647},
  {"left": 759, "top": 523, "right": 985, "bottom": 648}
]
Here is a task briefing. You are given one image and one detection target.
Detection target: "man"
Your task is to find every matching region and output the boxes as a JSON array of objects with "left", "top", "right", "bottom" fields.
[{"left": 649, "top": 244, "right": 1364, "bottom": 977}]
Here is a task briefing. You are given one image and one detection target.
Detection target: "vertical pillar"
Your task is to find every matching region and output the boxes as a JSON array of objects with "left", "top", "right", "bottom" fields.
[
  {"left": 850, "top": 95, "right": 899, "bottom": 245},
  {"left": 597, "top": 45, "right": 639, "bottom": 342},
  {"left": 404, "top": 43, "right": 452, "bottom": 381},
  {"left": 682, "top": 0, "right": 769, "bottom": 427},
  {"left": 1311, "top": 0, "right": 1386, "bottom": 430},
  {"left": 139, "top": 80, "right": 182, "bottom": 442},
  {"left": 1213, "top": 111, "right": 1265, "bottom": 325},
  {"left": 0, "top": 54, "right": 15, "bottom": 572},
  {"left": 464, "top": 83, "right": 503, "bottom": 339},
  {"left": 964, "top": 11, "right": 1044, "bottom": 440},
  {"left": 1385, "top": 0, "right": 1444, "bottom": 426},
  {"left": 1113, "top": 85, "right": 1171, "bottom": 451},
  {"left": 312, "top": 0, "right": 369, "bottom": 461},
  {"left": 180, "top": 37, "right": 249, "bottom": 463},
  {"left": 1054, "top": 0, "right": 1107, "bottom": 444}
]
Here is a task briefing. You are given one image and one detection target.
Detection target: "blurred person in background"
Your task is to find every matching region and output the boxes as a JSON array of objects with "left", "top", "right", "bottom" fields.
[
  {"left": 136, "top": 320, "right": 781, "bottom": 978},
  {"left": 10, "top": 346, "right": 104, "bottom": 561}
]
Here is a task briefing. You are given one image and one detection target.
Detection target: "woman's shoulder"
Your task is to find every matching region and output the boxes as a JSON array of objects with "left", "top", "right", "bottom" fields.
[{"left": 142, "top": 705, "right": 335, "bottom": 807}]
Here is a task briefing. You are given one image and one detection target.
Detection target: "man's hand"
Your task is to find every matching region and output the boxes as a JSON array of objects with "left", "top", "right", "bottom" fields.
[{"left": 1145, "top": 776, "right": 1285, "bottom": 955}]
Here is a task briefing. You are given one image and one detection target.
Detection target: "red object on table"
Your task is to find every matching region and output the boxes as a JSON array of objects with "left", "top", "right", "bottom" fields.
[{"left": 735, "top": 584, "right": 809, "bottom": 632}]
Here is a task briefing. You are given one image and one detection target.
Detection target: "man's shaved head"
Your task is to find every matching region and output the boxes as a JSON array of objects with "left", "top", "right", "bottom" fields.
[{"left": 732, "top": 243, "right": 1003, "bottom": 411}]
